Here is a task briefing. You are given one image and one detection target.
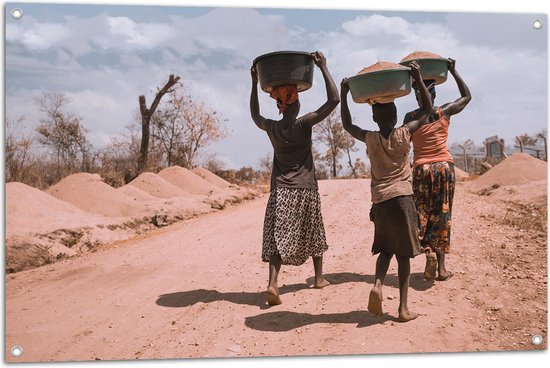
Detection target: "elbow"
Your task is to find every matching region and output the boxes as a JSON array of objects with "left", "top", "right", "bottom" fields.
[
  {"left": 330, "top": 95, "right": 341, "bottom": 108},
  {"left": 341, "top": 117, "right": 352, "bottom": 130},
  {"left": 420, "top": 104, "right": 432, "bottom": 116},
  {"left": 251, "top": 113, "right": 261, "bottom": 124}
]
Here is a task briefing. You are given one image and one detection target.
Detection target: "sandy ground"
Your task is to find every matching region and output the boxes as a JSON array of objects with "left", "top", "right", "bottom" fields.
[{"left": 4, "top": 176, "right": 547, "bottom": 363}]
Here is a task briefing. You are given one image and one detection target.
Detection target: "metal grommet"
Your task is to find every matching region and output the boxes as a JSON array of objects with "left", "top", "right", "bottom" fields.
[
  {"left": 532, "top": 334, "right": 543, "bottom": 346},
  {"left": 11, "top": 8, "right": 24, "bottom": 20},
  {"left": 533, "top": 19, "right": 543, "bottom": 30},
  {"left": 11, "top": 346, "right": 24, "bottom": 357}
]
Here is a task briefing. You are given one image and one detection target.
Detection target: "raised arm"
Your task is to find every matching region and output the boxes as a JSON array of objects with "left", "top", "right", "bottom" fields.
[
  {"left": 300, "top": 51, "right": 340, "bottom": 127},
  {"left": 250, "top": 66, "right": 269, "bottom": 130},
  {"left": 405, "top": 61, "right": 433, "bottom": 134},
  {"left": 340, "top": 78, "right": 367, "bottom": 142},
  {"left": 440, "top": 58, "right": 472, "bottom": 117}
]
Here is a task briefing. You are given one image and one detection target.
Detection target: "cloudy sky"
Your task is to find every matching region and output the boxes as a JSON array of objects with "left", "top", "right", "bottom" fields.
[{"left": 4, "top": 1, "right": 548, "bottom": 169}]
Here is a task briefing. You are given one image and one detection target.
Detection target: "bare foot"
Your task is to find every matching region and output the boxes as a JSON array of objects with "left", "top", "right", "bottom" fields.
[
  {"left": 398, "top": 309, "right": 419, "bottom": 322},
  {"left": 266, "top": 286, "right": 282, "bottom": 305},
  {"left": 314, "top": 278, "right": 330, "bottom": 289},
  {"left": 367, "top": 286, "right": 383, "bottom": 316},
  {"left": 436, "top": 271, "right": 453, "bottom": 281}
]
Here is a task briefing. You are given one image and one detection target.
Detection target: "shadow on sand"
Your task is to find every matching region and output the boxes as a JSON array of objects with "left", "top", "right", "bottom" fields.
[
  {"left": 313, "top": 271, "right": 434, "bottom": 292},
  {"left": 244, "top": 310, "right": 395, "bottom": 332},
  {"left": 156, "top": 283, "right": 310, "bottom": 310},
  {"left": 156, "top": 271, "right": 431, "bottom": 330},
  {"left": 156, "top": 272, "right": 433, "bottom": 311}
]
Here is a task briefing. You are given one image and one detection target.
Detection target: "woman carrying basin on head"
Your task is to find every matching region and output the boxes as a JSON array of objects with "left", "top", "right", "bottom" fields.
[
  {"left": 250, "top": 51, "right": 340, "bottom": 305},
  {"left": 402, "top": 57, "right": 472, "bottom": 281}
]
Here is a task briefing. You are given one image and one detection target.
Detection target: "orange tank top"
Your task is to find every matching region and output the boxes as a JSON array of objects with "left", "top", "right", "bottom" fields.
[{"left": 411, "top": 107, "right": 454, "bottom": 169}]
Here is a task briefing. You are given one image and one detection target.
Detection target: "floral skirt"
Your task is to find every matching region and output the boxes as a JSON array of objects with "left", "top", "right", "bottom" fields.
[
  {"left": 262, "top": 187, "right": 328, "bottom": 266},
  {"left": 413, "top": 161, "right": 456, "bottom": 254}
]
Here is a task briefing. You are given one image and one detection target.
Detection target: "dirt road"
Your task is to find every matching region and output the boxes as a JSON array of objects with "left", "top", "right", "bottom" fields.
[{"left": 4, "top": 179, "right": 547, "bottom": 362}]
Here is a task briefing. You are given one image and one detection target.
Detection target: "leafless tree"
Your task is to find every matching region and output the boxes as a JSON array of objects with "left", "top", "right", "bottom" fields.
[
  {"left": 313, "top": 110, "right": 357, "bottom": 178},
  {"left": 166, "top": 89, "right": 227, "bottom": 169},
  {"left": 455, "top": 139, "right": 475, "bottom": 172},
  {"left": 6, "top": 117, "right": 35, "bottom": 183},
  {"left": 201, "top": 152, "right": 227, "bottom": 174},
  {"left": 353, "top": 157, "right": 369, "bottom": 178},
  {"left": 515, "top": 133, "right": 538, "bottom": 151},
  {"left": 257, "top": 152, "right": 273, "bottom": 175},
  {"left": 150, "top": 107, "right": 182, "bottom": 167},
  {"left": 312, "top": 144, "right": 329, "bottom": 180},
  {"left": 137, "top": 74, "right": 181, "bottom": 174},
  {"left": 34, "top": 92, "right": 90, "bottom": 181},
  {"left": 257, "top": 152, "right": 273, "bottom": 185}
]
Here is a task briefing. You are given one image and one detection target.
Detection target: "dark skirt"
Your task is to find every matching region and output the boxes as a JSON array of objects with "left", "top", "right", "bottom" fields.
[
  {"left": 262, "top": 187, "right": 328, "bottom": 266},
  {"left": 370, "top": 195, "right": 422, "bottom": 258},
  {"left": 412, "top": 161, "right": 455, "bottom": 254}
]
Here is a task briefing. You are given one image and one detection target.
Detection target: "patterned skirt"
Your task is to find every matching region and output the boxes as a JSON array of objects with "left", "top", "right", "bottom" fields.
[
  {"left": 412, "top": 161, "right": 456, "bottom": 254},
  {"left": 262, "top": 187, "right": 328, "bottom": 266}
]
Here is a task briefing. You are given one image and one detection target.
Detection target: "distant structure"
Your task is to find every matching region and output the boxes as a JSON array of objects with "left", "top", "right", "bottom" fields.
[
  {"left": 483, "top": 135, "right": 507, "bottom": 166},
  {"left": 449, "top": 134, "right": 546, "bottom": 175}
]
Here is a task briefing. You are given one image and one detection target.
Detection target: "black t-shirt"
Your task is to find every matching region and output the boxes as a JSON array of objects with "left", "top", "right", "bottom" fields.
[{"left": 264, "top": 116, "right": 317, "bottom": 191}]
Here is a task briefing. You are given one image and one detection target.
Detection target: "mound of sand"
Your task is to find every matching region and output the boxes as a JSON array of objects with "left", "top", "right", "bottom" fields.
[
  {"left": 6, "top": 182, "right": 106, "bottom": 237},
  {"left": 46, "top": 173, "right": 145, "bottom": 217},
  {"left": 117, "top": 185, "right": 158, "bottom": 202},
  {"left": 400, "top": 50, "right": 443, "bottom": 62},
  {"left": 468, "top": 153, "right": 547, "bottom": 190},
  {"left": 488, "top": 179, "right": 547, "bottom": 204},
  {"left": 6, "top": 236, "right": 52, "bottom": 273},
  {"left": 192, "top": 167, "right": 232, "bottom": 188},
  {"left": 158, "top": 166, "right": 220, "bottom": 195},
  {"left": 455, "top": 167, "right": 470, "bottom": 181},
  {"left": 357, "top": 61, "right": 408, "bottom": 75},
  {"left": 126, "top": 172, "right": 189, "bottom": 199}
]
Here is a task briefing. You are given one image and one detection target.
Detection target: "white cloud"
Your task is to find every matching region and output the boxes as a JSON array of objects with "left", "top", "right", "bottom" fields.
[
  {"left": 5, "top": 23, "right": 24, "bottom": 42},
  {"left": 342, "top": 14, "right": 410, "bottom": 37},
  {"left": 106, "top": 17, "right": 173, "bottom": 49},
  {"left": 20, "top": 22, "right": 69, "bottom": 50}
]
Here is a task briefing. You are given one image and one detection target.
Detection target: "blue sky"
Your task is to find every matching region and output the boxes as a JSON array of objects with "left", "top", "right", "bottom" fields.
[{"left": 4, "top": 1, "right": 549, "bottom": 170}]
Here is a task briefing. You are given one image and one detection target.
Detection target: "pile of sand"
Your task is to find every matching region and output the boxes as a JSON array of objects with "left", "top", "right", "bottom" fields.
[
  {"left": 158, "top": 166, "right": 220, "bottom": 195},
  {"left": 6, "top": 182, "right": 106, "bottom": 238},
  {"left": 488, "top": 179, "right": 547, "bottom": 204},
  {"left": 468, "top": 153, "right": 547, "bottom": 190},
  {"left": 400, "top": 50, "right": 443, "bottom": 62},
  {"left": 357, "top": 61, "right": 407, "bottom": 75},
  {"left": 192, "top": 167, "right": 232, "bottom": 188},
  {"left": 46, "top": 173, "right": 145, "bottom": 217},
  {"left": 117, "top": 185, "right": 158, "bottom": 202},
  {"left": 5, "top": 167, "right": 261, "bottom": 273},
  {"left": 125, "top": 172, "right": 189, "bottom": 199},
  {"left": 455, "top": 167, "right": 470, "bottom": 181}
]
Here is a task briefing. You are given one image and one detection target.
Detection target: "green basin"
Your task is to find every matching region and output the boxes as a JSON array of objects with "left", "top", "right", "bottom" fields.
[
  {"left": 347, "top": 68, "right": 412, "bottom": 104},
  {"left": 399, "top": 58, "right": 449, "bottom": 85}
]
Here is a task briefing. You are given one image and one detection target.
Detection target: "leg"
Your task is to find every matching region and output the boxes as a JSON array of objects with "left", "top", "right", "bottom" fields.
[
  {"left": 312, "top": 256, "right": 330, "bottom": 288},
  {"left": 368, "top": 251, "right": 392, "bottom": 316},
  {"left": 435, "top": 163, "right": 454, "bottom": 281},
  {"left": 266, "top": 254, "right": 282, "bottom": 305},
  {"left": 436, "top": 252, "right": 453, "bottom": 281},
  {"left": 396, "top": 255, "right": 418, "bottom": 322},
  {"left": 423, "top": 247, "right": 437, "bottom": 280}
]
